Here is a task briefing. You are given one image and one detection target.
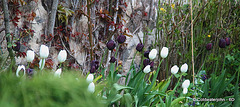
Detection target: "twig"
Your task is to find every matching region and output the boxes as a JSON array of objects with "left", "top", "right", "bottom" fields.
[
  {"left": 190, "top": 0, "right": 195, "bottom": 86},
  {"left": 87, "top": 0, "right": 93, "bottom": 61}
]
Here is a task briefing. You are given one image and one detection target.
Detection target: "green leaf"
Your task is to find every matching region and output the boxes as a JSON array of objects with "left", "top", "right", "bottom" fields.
[
  {"left": 170, "top": 97, "right": 185, "bottom": 106},
  {"left": 123, "top": 93, "right": 133, "bottom": 107},
  {"left": 111, "top": 94, "right": 122, "bottom": 103},
  {"left": 113, "top": 83, "right": 133, "bottom": 91}
]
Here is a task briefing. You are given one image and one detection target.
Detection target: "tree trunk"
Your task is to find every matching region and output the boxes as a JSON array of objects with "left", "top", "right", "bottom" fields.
[
  {"left": 47, "top": 0, "right": 59, "bottom": 36},
  {"left": 2, "top": 0, "right": 15, "bottom": 72}
]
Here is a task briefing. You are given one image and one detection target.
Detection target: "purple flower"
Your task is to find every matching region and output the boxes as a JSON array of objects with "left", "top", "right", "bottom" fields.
[
  {"left": 12, "top": 42, "right": 20, "bottom": 51},
  {"left": 90, "top": 66, "right": 96, "bottom": 73},
  {"left": 90, "top": 60, "right": 99, "bottom": 73},
  {"left": 143, "top": 59, "right": 150, "bottom": 67},
  {"left": 107, "top": 40, "right": 116, "bottom": 50},
  {"left": 117, "top": 35, "right": 126, "bottom": 44},
  {"left": 201, "top": 74, "right": 207, "bottom": 81},
  {"left": 219, "top": 39, "right": 226, "bottom": 48},
  {"left": 110, "top": 56, "right": 116, "bottom": 63},
  {"left": 225, "top": 37, "right": 230, "bottom": 46},
  {"left": 91, "top": 60, "right": 99, "bottom": 69},
  {"left": 206, "top": 43, "right": 213, "bottom": 50},
  {"left": 144, "top": 50, "right": 150, "bottom": 58},
  {"left": 27, "top": 68, "right": 34, "bottom": 76},
  {"left": 136, "top": 43, "right": 144, "bottom": 52}
]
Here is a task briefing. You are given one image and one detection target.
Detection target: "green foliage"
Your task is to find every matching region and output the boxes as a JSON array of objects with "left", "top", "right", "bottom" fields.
[{"left": 0, "top": 72, "right": 105, "bottom": 107}]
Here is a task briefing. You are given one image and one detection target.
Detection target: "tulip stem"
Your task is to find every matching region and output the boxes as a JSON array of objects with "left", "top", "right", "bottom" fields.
[
  {"left": 114, "top": 45, "right": 120, "bottom": 58},
  {"left": 170, "top": 74, "right": 183, "bottom": 95}
]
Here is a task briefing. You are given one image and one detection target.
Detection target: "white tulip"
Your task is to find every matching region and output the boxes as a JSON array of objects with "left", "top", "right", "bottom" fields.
[
  {"left": 26, "top": 50, "right": 35, "bottom": 63},
  {"left": 58, "top": 50, "right": 67, "bottom": 63},
  {"left": 180, "top": 63, "right": 188, "bottom": 73},
  {"left": 160, "top": 47, "right": 169, "bottom": 58},
  {"left": 39, "top": 45, "right": 49, "bottom": 59},
  {"left": 143, "top": 65, "right": 151, "bottom": 73},
  {"left": 149, "top": 49, "right": 157, "bottom": 60},
  {"left": 86, "top": 74, "right": 94, "bottom": 83},
  {"left": 183, "top": 88, "right": 188, "bottom": 94},
  {"left": 39, "top": 59, "right": 45, "bottom": 70},
  {"left": 54, "top": 68, "right": 62, "bottom": 77},
  {"left": 88, "top": 82, "right": 95, "bottom": 93},
  {"left": 171, "top": 65, "right": 179, "bottom": 74},
  {"left": 16, "top": 65, "right": 25, "bottom": 77},
  {"left": 182, "top": 79, "right": 190, "bottom": 88}
]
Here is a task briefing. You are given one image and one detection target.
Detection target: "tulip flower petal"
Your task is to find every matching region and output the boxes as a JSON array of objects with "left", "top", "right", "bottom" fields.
[
  {"left": 149, "top": 49, "right": 157, "bottom": 60},
  {"left": 182, "top": 79, "right": 190, "bottom": 88},
  {"left": 183, "top": 88, "right": 188, "bottom": 94},
  {"left": 143, "top": 65, "right": 151, "bottom": 73},
  {"left": 58, "top": 50, "right": 67, "bottom": 63},
  {"left": 180, "top": 63, "right": 188, "bottom": 73},
  {"left": 171, "top": 65, "right": 179, "bottom": 74},
  {"left": 54, "top": 68, "right": 62, "bottom": 77},
  {"left": 88, "top": 82, "right": 95, "bottom": 93},
  {"left": 160, "top": 47, "right": 169, "bottom": 58},
  {"left": 39, "top": 45, "right": 49, "bottom": 59},
  {"left": 86, "top": 74, "right": 94, "bottom": 83},
  {"left": 16, "top": 65, "right": 26, "bottom": 77},
  {"left": 26, "top": 50, "right": 35, "bottom": 63}
]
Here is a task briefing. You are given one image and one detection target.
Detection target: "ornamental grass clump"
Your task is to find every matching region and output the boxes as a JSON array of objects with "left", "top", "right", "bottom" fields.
[{"left": 0, "top": 72, "right": 105, "bottom": 107}]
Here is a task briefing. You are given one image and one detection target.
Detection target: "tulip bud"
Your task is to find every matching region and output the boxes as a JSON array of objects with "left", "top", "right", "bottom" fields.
[
  {"left": 109, "top": 56, "right": 116, "bottom": 63},
  {"left": 182, "top": 79, "right": 190, "bottom": 88},
  {"left": 171, "top": 65, "right": 179, "bottom": 74},
  {"left": 12, "top": 42, "right": 20, "bottom": 51},
  {"left": 143, "top": 65, "right": 151, "bottom": 73},
  {"left": 54, "top": 68, "right": 62, "bottom": 77},
  {"left": 225, "top": 37, "right": 230, "bottom": 46},
  {"left": 88, "top": 82, "right": 95, "bottom": 93},
  {"left": 143, "top": 59, "right": 150, "bottom": 67},
  {"left": 180, "top": 63, "right": 188, "bottom": 73},
  {"left": 91, "top": 60, "right": 99, "bottom": 70},
  {"left": 86, "top": 74, "right": 94, "bottom": 83},
  {"left": 106, "top": 40, "right": 116, "bottom": 50},
  {"left": 136, "top": 43, "right": 144, "bottom": 52},
  {"left": 16, "top": 65, "right": 26, "bottom": 77},
  {"left": 149, "top": 49, "right": 157, "bottom": 60},
  {"left": 183, "top": 88, "right": 188, "bottom": 94},
  {"left": 144, "top": 50, "right": 150, "bottom": 58},
  {"left": 27, "top": 68, "right": 34, "bottom": 76},
  {"left": 117, "top": 35, "right": 126, "bottom": 44},
  {"left": 206, "top": 43, "right": 212, "bottom": 50},
  {"left": 26, "top": 50, "right": 35, "bottom": 63},
  {"left": 90, "top": 66, "right": 96, "bottom": 73},
  {"left": 58, "top": 50, "right": 67, "bottom": 63},
  {"left": 219, "top": 39, "right": 226, "bottom": 48},
  {"left": 160, "top": 47, "right": 169, "bottom": 58},
  {"left": 39, "top": 45, "right": 49, "bottom": 59}
]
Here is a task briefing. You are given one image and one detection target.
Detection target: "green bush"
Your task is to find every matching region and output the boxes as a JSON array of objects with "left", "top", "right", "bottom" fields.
[{"left": 0, "top": 72, "right": 105, "bottom": 107}]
